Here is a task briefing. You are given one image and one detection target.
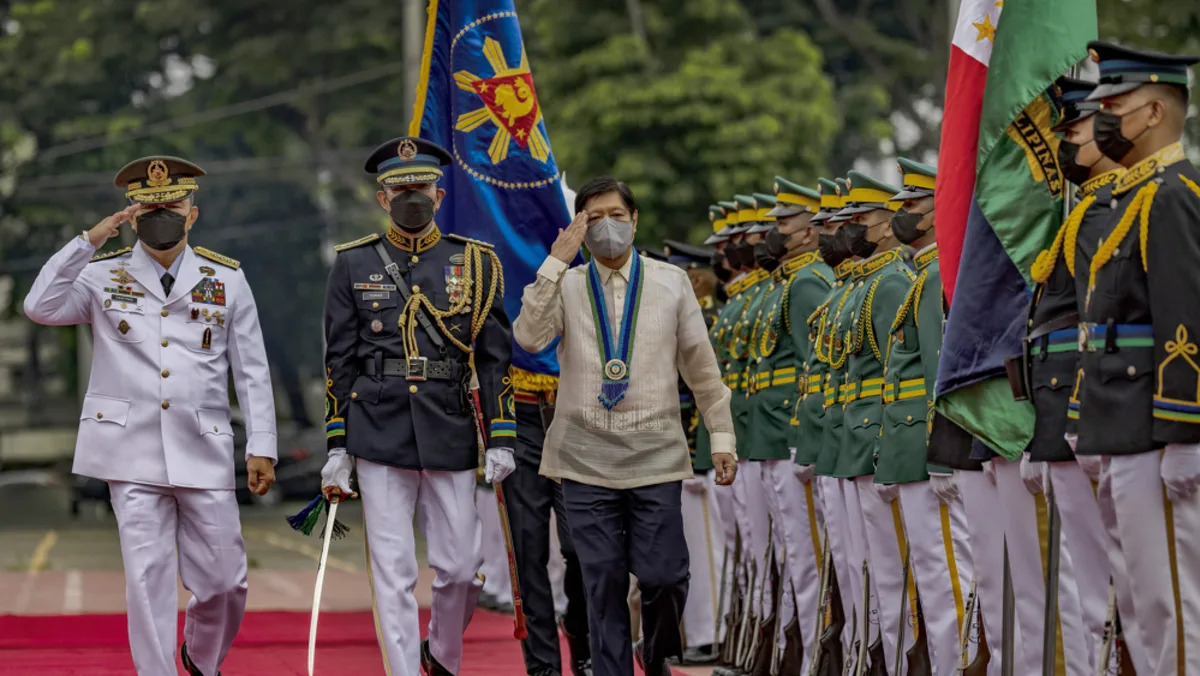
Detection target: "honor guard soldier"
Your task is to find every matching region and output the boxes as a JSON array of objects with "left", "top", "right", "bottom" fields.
[
  {"left": 877, "top": 158, "right": 977, "bottom": 673},
  {"left": 319, "top": 136, "right": 517, "bottom": 676},
  {"left": 1071, "top": 42, "right": 1200, "bottom": 674},
  {"left": 752, "top": 177, "right": 831, "bottom": 675},
  {"left": 1022, "top": 76, "right": 1140, "bottom": 674},
  {"left": 829, "top": 171, "right": 914, "bottom": 672},
  {"left": 662, "top": 238, "right": 726, "bottom": 667},
  {"left": 24, "top": 156, "right": 278, "bottom": 676},
  {"left": 808, "top": 176, "right": 859, "bottom": 664}
]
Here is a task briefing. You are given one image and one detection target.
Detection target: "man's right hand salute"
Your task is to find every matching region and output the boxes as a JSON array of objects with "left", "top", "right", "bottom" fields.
[
  {"left": 86, "top": 204, "right": 139, "bottom": 247},
  {"left": 550, "top": 210, "right": 589, "bottom": 263}
]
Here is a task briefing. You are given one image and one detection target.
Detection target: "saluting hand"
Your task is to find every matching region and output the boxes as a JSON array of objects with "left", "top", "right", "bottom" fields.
[
  {"left": 550, "top": 211, "right": 589, "bottom": 264},
  {"left": 86, "top": 204, "right": 139, "bottom": 248}
]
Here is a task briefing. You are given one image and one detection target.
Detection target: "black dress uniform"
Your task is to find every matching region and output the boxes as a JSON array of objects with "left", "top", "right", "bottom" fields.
[
  {"left": 1072, "top": 42, "right": 1200, "bottom": 674},
  {"left": 322, "top": 136, "right": 516, "bottom": 675}
]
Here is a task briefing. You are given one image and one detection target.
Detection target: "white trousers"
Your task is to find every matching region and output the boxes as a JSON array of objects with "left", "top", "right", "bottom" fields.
[
  {"left": 108, "top": 481, "right": 247, "bottom": 676},
  {"left": 1093, "top": 462, "right": 1152, "bottom": 674},
  {"left": 474, "top": 485, "right": 514, "bottom": 605},
  {"left": 358, "top": 459, "right": 483, "bottom": 676},
  {"left": 1106, "top": 451, "right": 1200, "bottom": 675},
  {"left": 763, "top": 460, "right": 823, "bottom": 674},
  {"left": 681, "top": 480, "right": 726, "bottom": 648},
  {"left": 818, "top": 475, "right": 858, "bottom": 657},
  {"left": 710, "top": 469, "right": 738, "bottom": 643},
  {"left": 730, "top": 460, "right": 773, "bottom": 617},
  {"left": 957, "top": 468, "right": 1006, "bottom": 676},
  {"left": 841, "top": 478, "right": 881, "bottom": 657},
  {"left": 896, "top": 481, "right": 973, "bottom": 676},
  {"left": 758, "top": 460, "right": 797, "bottom": 654},
  {"left": 991, "top": 456, "right": 1089, "bottom": 676},
  {"left": 856, "top": 476, "right": 911, "bottom": 672}
]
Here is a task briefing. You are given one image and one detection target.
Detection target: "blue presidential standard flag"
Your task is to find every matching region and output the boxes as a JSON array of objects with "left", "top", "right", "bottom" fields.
[{"left": 409, "top": 0, "right": 573, "bottom": 388}]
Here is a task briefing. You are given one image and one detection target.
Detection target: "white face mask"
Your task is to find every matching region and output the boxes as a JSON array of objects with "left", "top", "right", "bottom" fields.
[{"left": 585, "top": 217, "right": 635, "bottom": 259}]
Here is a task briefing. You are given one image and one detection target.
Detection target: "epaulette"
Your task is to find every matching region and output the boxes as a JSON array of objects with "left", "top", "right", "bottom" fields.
[
  {"left": 333, "top": 233, "right": 381, "bottom": 252},
  {"left": 194, "top": 246, "right": 241, "bottom": 269},
  {"left": 446, "top": 233, "right": 495, "bottom": 248},
  {"left": 89, "top": 246, "right": 132, "bottom": 263}
]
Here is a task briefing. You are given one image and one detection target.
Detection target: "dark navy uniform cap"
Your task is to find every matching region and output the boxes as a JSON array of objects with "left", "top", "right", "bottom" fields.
[
  {"left": 365, "top": 136, "right": 453, "bottom": 187},
  {"left": 1085, "top": 41, "right": 1199, "bottom": 101},
  {"left": 663, "top": 239, "right": 714, "bottom": 269},
  {"left": 114, "top": 156, "right": 205, "bottom": 204},
  {"left": 1052, "top": 76, "right": 1101, "bottom": 132}
]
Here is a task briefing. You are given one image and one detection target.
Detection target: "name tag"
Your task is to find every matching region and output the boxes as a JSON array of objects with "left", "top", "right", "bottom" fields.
[{"left": 361, "top": 291, "right": 391, "bottom": 301}]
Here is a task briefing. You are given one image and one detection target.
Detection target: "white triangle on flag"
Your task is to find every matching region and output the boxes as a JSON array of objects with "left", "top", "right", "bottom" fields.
[{"left": 952, "top": 0, "right": 1004, "bottom": 66}]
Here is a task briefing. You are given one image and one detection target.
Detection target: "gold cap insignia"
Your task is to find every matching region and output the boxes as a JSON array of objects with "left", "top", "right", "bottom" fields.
[
  {"left": 773, "top": 181, "right": 780, "bottom": 194},
  {"left": 146, "top": 160, "right": 170, "bottom": 188},
  {"left": 397, "top": 139, "right": 418, "bottom": 161},
  {"left": 1089, "top": 48, "right": 1100, "bottom": 63}
]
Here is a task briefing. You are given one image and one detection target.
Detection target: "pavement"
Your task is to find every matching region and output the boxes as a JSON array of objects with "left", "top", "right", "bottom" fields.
[{"left": 0, "top": 480, "right": 718, "bottom": 674}]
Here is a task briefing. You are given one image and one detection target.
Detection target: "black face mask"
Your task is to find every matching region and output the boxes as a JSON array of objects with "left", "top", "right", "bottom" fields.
[
  {"left": 753, "top": 241, "right": 780, "bottom": 272},
  {"left": 840, "top": 223, "right": 878, "bottom": 259},
  {"left": 818, "top": 232, "right": 851, "bottom": 268},
  {"left": 891, "top": 208, "right": 932, "bottom": 245},
  {"left": 728, "top": 241, "right": 755, "bottom": 270},
  {"left": 711, "top": 250, "right": 732, "bottom": 282},
  {"left": 389, "top": 190, "right": 436, "bottom": 232},
  {"left": 1093, "top": 103, "right": 1152, "bottom": 163},
  {"left": 764, "top": 227, "right": 791, "bottom": 260},
  {"left": 135, "top": 209, "right": 187, "bottom": 251},
  {"left": 1057, "top": 140, "right": 1097, "bottom": 186}
]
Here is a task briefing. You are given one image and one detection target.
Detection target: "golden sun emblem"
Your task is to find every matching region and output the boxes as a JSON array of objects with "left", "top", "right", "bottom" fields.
[
  {"left": 397, "top": 139, "right": 418, "bottom": 161},
  {"left": 146, "top": 160, "right": 170, "bottom": 188},
  {"left": 454, "top": 37, "right": 549, "bottom": 165}
]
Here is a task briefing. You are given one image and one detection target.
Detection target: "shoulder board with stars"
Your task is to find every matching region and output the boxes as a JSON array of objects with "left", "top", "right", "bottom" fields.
[
  {"left": 194, "top": 246, "right": 241, "bottom": 269},
  {"left": 88, "top": 246, "right": 132, "bottom": 263},
  {"left": 333, "top": 232, "right": 381, "bottom": 253},
  {"left": 446, "top": 233, "right": 495, "bottom": 248}
]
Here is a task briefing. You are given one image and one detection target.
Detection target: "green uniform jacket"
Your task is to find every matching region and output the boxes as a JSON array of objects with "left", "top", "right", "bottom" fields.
[
  {"left": 731, "top": 273, "right": 775, "bottom": 459},
  {"left": 813, "top": 260, "right": 859, "bottom": 476},
  {"left": 711, "top": 270, "right": 770, "bottom": 459},
  {"left": 833, "top": 249, "right": 914, "bottom": 479},
  {"left": 746, "top": 252, "right": 832, "bottom": 461},
  {"left": 877, "top": 245, "right": 941, "bottom": 484},
  {"left": 785, "top": 254, "right": 835, "bottom": 465}
]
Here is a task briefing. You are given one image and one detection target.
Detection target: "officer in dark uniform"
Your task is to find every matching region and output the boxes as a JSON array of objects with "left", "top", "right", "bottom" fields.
[
  {"left": 1073, "top": 42, "right": 1200, "bottom": 673},
  {"left": 319, "top": 136, "right": 517, "bottom": 676}
]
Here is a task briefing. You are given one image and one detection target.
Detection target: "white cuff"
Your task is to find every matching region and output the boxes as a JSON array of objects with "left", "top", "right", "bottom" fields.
[
  {"left": 245, "top": 432, "right": 278, "bottom": 464},
  {"left": 537, "top": 256, "right": 569, "bottom": 282},
  {"left": 75, "top": 232, "right": 97, "bottom": 251},
  {"left": 710, "top": 432, "right": 737, "bottom": 458}
]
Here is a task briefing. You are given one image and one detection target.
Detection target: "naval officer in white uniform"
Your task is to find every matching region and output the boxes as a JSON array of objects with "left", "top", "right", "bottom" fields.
[{"left": 23, "top": 155, "right": 277, "bottom": 676}]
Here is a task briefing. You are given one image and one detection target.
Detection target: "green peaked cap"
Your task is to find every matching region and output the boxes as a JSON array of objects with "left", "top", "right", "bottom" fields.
[
  {"left": 770, "top": 176, "right": 820, "bottom": 217},
  {"left": 838, "top": 170, "right": 901, "bottom": 216},
  {"left": 893, "top": 157, "right": 937, "bottom": 200},
  {"left": 812, "top": 177, "right": 844, "bottom": 222},
  {"left": 746, "top": 193, "right": 778, "bottom": 233}
]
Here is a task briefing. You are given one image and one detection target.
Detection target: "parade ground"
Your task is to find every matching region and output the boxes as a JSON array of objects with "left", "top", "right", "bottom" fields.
[{"left": 0, "top": 482, "right": 714, "bottom": 675}]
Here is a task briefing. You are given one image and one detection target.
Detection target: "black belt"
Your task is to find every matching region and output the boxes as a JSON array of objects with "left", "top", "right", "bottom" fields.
[
  {"left": 1026, "top": 312, "right": 1080, "bottom": 342},
  {"left": 364, "top": 357, "right": 466, "bottom": 382}
]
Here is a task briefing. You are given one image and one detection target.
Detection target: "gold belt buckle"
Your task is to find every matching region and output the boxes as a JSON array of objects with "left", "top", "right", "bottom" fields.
[{"left": 1078, "top": 323, "right": 1094, "bottom": 353}]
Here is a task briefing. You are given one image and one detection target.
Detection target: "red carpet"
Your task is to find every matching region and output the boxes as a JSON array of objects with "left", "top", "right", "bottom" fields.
[{"left": 0, "top": 609, "right": 557, "bottom": 675}]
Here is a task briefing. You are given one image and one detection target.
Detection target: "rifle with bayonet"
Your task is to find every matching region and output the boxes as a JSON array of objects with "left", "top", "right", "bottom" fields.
[
  {"left": 810, "top": 529, "right": 844, "bottom": 676},
  {"left": 719, "top": 528, "right": 744, "bottom": 668},
  {"left": 958, "top": 576, "right": 990, "bottom": 675}
]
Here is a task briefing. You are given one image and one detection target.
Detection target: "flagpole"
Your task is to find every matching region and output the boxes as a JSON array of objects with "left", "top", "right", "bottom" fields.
[{"left": 402, "top": 0, "right": 424, "bottom": 129}]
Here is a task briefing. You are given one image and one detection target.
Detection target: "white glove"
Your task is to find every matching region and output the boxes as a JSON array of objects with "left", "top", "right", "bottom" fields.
[
  {"left": 1064, "top": 432, "right": 1079, "bottom": 453},
  {"left": 321, "top": 448, "right": 355, "bottom": 497},
  {"left": 793, "top": 463, "right": 815, "bottom": 483},
  {"left": 1076, "top": 454, "right": 1103, "bottom": 483},
  {"left": 929, "top": 472, "right": 960, "bottom": 504},
  {"left": 484, "top": 447, "right": 516, "bottom": 483},
  {"left": 789, "top": 447, "right": 798, "bottom": 463},
  {"left": 983, "top": 459, "right": 997, "bottom": 486},
  {"left": 683, "top": 476, "right": 707, "bottom": 494},
  {"left": 875, "top": 482, "right": 900, "bottom": 503},
  {"left": 1020, "top": 454, "right": 1045, "bottom": 495},
  {"left": 1161, "top": 443, "right": 1200, "bottom": 503}
]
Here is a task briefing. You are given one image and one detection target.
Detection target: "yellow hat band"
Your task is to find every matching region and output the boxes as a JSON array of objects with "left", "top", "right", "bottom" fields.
[
  {"left": 125, "top": 185, "right": 198, "bottom": 203},
  {"left": 378, "top": 166, "right": 444, "bottom": 185},
  {"left": 712, "top": 218, "right": 727, "bottom": 233},
  {"left": 756, "top": 208, "right": 776, "bottom": 222},
  {"left": 903, "top": 173, "right": 936, "bottom": 191},
  {"left": 737, "top": 208, "right": 757, "bottom": 221},
  {"left": 847, "top": 187, "right": 895, "bottom": 204},
  {"left": 777, "top": 192, "right": 820, "bottom": 209},
  {"left": 819, "top": 194, "right": 841, "bottom": 209}
]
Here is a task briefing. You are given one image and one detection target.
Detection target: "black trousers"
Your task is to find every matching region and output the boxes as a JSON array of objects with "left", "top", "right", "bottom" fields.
[
  {"left": 562, "top": 478, "right": 689, "bottom": 676},
  {"left": 503, "top": 401, "right": 590, "bottom": 674}
]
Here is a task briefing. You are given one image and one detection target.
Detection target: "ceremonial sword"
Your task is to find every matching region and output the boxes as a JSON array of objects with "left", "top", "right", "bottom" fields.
[{"left": 308, "top": 496, "right": 340, "bottom": 676}]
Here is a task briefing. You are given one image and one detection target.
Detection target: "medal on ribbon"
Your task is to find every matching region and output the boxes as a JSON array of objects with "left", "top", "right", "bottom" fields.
[{"left": 585, "top": 253, "right": 645, "bottom": 409}]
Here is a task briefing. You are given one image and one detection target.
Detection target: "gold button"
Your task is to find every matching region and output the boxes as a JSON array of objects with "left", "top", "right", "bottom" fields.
[
  {"left": 161, "top": 401, "right": 170, "bottom": 410},
  {"left": 409, "top": 385, "right": 418, "bottom": 394},
  {"left": 1151, "top": 73, "right": 1160, "bottom": 83},
  {"left": 96, "top": 412, "right": 103, "bottom": 420},
  {"left": 1113, "top": 247, "right": 1120, "bottom": 257},
  {"left": 351, "top": 392, "right": 358, "bottom": 400},
  {"left": 863, "top": 418, "right": 870, "bottom": 424},
  {"left": 756, "top": 357, "right": 763, "bottom": 363},
  {"left": 1127, "top": 365, "right": 1137, "bottom": 376},
  {"left": 1050, "top": 377, "right": 1058, "bottom": 386},
  {"left": 213, "top": 426, "right": 219, "bottom": 432},
  {"left": 372, "top": 302, "right": 380, "bottom": 309},
  {"left": 906, "top": 415, "right": 913, "bottom": 422},
  {"left": 160, "top": 308, "right": 168, "bottom": 317},
  {"left": 411, "top": 255, "right": 419, "bottom": 263},
  {"left": 161, "top": 369, "right": 169, "bottom": 378},
  {"left": 161, "top": 339, "right": 169, "bottom": 347},
  {"left": 783, "top": 400, "right": 790, "bottom": 407},
  {"left": 412, "top": 285, "right": 420, "bottom": 293}
]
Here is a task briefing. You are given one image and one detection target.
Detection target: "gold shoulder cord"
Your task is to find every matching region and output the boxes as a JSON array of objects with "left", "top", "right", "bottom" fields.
[
  {"left": 857, "top": 276, "right": 885, "bottom": 363},
  {"left": 890, "top": 268, "right": 929, "bottom": 334},
  {"left": 397, "top": 242, "right": 503, "bottom": 357},
  {"left": 827, "top": 287, "right": 854, "bottom": 370},
  {"left": 1086, "top": 182, "right": 1158, "bottom": 309},
  {"left": 1031, "top": 194, "right": 1094, "bottom": 284}
]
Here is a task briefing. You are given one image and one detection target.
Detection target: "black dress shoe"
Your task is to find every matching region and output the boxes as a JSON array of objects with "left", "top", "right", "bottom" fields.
[
  {"left": 528, "top": 667, "right": 562, "bottom": 676},
  {"left": 180, "top": 643, "right": 220, "bottom": 676},
  {"left": 559, "top": 617, "right": 592, "bottom": 676},
  {"left": 421, "top": 639, "right": 454, "bottom": 676},
  {"left": 677, "top": 644, "right": 718, "bottom": 665},
  {"left": 634, "top": 640, "right": 673, "bottom": 676}
]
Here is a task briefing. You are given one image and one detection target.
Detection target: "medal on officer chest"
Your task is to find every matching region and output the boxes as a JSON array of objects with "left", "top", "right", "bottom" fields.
[
  {"left": 201, "top": 327, "right": 212, "bottom": 350},
  {"left": 370, "top": 319, "right": 384, "bottom": 334},
  {"left": 191, "top": 277, "right": 226, "bottom": 306},
  {"left": 444, "top": 264, "right": 465, "bottom": 305},
  {"left": 117, "top": 320, "right": 130, "bottom": 335},
  {"left": 585, "top": 256, "right": 645, "bottom": 409}
]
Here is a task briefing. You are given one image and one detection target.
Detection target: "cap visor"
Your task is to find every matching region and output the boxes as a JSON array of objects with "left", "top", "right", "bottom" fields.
[
  {"left": 890, "top": 188, "right": 934, "bottom": 201},
  {"left": 1085, "top": 82, "right": 1142, "bottom": 101},
  {"left": 828, "top": 212, "right": 853, "bottom": 223},
  {"left": 838, "top": 205, "right": 873, "bottom": 216},
  {"left": 766, "top": 205, "right": 805, "bottom": 218},
  {"left": 703, "top": 233, "right": 728, "bottom": 245},
  {"left": 1051, "top": 109, "right": 1098, "bottom": 133},
  {"left": 745, "top": 223, "right": 774, "bottom": 234}
]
